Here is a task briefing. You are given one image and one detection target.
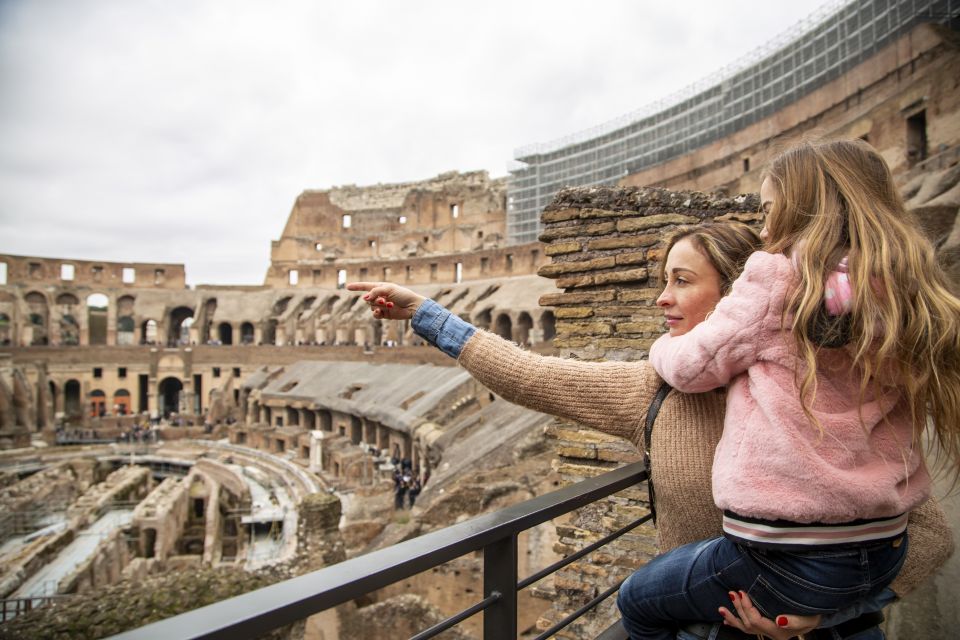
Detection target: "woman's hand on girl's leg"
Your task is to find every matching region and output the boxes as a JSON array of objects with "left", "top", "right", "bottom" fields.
[{"left": 718, "top": 590, "right": 820, "bottom": 640}]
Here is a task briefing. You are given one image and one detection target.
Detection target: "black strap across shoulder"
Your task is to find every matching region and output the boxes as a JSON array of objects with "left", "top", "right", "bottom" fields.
[{"left": 642, "top": 381, "right": 672, "bottom": 525}]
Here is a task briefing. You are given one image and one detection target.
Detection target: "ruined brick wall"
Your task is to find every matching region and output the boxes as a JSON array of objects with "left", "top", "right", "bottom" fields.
[
  {"left": 271, "top": 241, "right": 547, "bottom": 290},
  {"left": 0, "top": 253, "right": 186, "bottom": 290},
  {"left": 265, "top": 170, "right": 518, "bottom": 288},
  {"left": 533, "top": 186, "right": 760, "bottom": 638}
]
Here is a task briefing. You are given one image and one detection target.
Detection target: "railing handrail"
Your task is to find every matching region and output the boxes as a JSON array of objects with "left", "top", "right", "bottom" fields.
[{"left": 111, "top": 461, "right": 648, "bottom": 640}]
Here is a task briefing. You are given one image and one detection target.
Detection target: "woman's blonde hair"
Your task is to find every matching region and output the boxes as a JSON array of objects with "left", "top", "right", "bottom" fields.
[
  {"left": 659, "top": 223, "right": 762, "bottom": 295},
  {"left": 763, "top": 139, "right": 960, "bottom": 482}
]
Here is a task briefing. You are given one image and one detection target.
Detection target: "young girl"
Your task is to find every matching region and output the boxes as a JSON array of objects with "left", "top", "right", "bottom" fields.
[{"left": 615, "top": 139, "right": 960, "bottom": 639}]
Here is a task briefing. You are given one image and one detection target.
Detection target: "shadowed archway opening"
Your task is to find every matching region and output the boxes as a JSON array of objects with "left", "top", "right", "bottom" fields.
[
  {"left": 64, "top": 379, "right": 82, "bottom": 425},
  {"left": 494, "top": 313, "right": 512, "bottom": 341},
  {"left": 158, "top": 377, "right": 183, "bottom": 419},
  {"left": 218, "top": 322, "right": 233, "bottom": 345}
]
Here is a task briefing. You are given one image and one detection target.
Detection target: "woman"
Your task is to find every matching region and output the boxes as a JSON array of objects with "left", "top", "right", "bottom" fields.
[{"left": 348, "top": 222, "right": 952, "bottom": 639}]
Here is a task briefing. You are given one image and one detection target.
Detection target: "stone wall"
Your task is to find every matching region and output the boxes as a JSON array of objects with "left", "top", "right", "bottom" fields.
[
  {"left": 538, "top": 187, "right": 760, "bottom": 360},
  {"left": 266, "top": 170, "right": 518, "bottom": 288},
  {"left": 532, "top": 185, "right": 761, "bottom": 638},
  {"left": 0, "top": 254, "right": 186, "bottom": 290},
  {"left": 275, "top": 241, "right": 547, "bottom": 291}
]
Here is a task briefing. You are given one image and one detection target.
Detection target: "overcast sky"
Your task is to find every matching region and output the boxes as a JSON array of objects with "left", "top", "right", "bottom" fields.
[{"left": 0, "top": 0, "right": 831, "bottom": 285}]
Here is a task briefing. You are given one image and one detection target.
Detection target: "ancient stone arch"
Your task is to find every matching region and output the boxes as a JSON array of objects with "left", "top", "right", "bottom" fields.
[
  {"left": 142, "top": 319, "right": 158, "bottom": 345},
  {"left": 64, "top": 379, "right": 82, "bottom": 425},
  {"left": 168, "top": 307, "right": 194, "bottom": 346},
  {"left": 240, "top": 322, "right": 255, "bottom": 345},
  {"left": 89, "top": 389, "right": 106, "bottom": 418},
  {"left": 12, "top": 371, "right": 33, "bottom": 428},
  {"left": 494, "top": 313, "right": 512, "bottom": 340},
  {"left": 200, "top": 298, "right": 217, "bottom": 343},
  {"left": 158, "top": 377, "right": 183, "bottom": 418},
  {"left": 540, "top": 310, "right": 556, "bottom": 342},
  {"left": 218, "top": 322, "right": 233, "bottom": 345},
  {"left": 24, "top": 291, "right": 49, "bottom": 345},
  {"left": 86, "top": 293, "right": 109, "bottom": 345},
  {"left": 474, "top": 308, "right": 492, "bottom": 331},
  {"left": 0, "top": 312, "right": 10, "bottom": 345},
  {"left": 55, "top": 293, "right": 81, "bottom": 346},
  {"left": 113, "top": 389, "right": 132, "bottom": 415},
  {"left": 516, "top": 312, "right": 533, "bottom": 346},
  {"left": 117, "top": 295, "right": 136, "bottom": 345}
]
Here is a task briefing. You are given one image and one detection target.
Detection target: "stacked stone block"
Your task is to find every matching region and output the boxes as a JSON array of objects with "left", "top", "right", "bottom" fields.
[{"left": 533, "top": 185, "right": 760, "bottom": 638}]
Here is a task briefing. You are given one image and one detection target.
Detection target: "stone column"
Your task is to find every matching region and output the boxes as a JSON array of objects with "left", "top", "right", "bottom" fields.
[{"left": 106, "top": 293, "right": 117, "bottom": 346}]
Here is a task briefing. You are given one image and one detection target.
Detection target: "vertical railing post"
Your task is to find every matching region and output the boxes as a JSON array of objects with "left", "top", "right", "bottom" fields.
[{"left": 483, "top": 533, "right": 518, "bottom": 640}]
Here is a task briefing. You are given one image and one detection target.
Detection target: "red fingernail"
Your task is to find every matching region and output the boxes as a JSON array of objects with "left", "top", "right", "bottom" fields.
[
  {"left": 387, "top": 302, "right": 394, "bottom": 308},
  {"left": 777, "top": 616, "right": 788, "bottom": 627},
  {"left": 729, "top": 592, "right": 736, "bottom": 602}
]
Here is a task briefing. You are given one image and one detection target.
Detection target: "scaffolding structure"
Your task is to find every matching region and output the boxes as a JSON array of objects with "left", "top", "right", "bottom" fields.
[{"left": 507, "top": 0, "right": 959, "bottom": 244}]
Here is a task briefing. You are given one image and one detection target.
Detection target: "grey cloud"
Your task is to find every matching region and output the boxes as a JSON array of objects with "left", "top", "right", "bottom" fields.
[{"left": 0, "top": 0, "right": 829, "bottom": 284}]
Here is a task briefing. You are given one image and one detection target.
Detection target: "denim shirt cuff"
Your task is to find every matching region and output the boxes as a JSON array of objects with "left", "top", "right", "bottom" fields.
[{"left": 412, "top": 299, "right": 476, "bottom": 359}]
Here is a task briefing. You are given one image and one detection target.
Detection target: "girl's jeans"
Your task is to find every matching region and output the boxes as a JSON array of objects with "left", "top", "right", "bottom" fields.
[{"left": 616, "top": 534, "right": 907, "bottom": 640}]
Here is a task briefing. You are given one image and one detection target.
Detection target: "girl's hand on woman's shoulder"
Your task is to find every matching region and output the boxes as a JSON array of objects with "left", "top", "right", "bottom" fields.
[
  {"left": 346, "top": 282, "right": 426, "bottom": 321},
  {"left": 719, "top": 590, "right": 820, "bottom": 640}
]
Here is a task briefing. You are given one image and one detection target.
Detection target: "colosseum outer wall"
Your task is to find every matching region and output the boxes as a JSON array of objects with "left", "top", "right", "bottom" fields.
[{"left": 621, "top": 23, "right": 960, "bottom": 195}]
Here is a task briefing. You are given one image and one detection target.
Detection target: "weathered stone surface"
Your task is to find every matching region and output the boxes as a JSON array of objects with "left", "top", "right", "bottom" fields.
[
  {"left": 545, "top": 424, "right": 627, "bottom": 444},
  {"left": 596, "top": 306, "right": 660, "bottom": 317},
  {"left": 538, "top": 256, "right": 616, "bottom": 277},
  {"left": 616, "top": 213, "right": 698, "bottom": 232},
  {"left": 340, "top": 593, "right": 472, "bottom": 640},
  {"left": 615, "top": 320, "right": 663, "bottom": 334},
  {"left": 618, "top": 289, "right": 662, "bottom": 303},
  {"left": 557, "top": 444, "right": 598, "bottom": 459},
  {"left": 544, "top": 240, "right": 583, "bottom": 256},
  {"left": 597, "top": 337, "right": 656, "bottom": 350},
  {"left": 539, "top": 290, "right": 617, "bottom": 306},
  {"left": 554, "top": 307, "right": 594, "bottom": 319},
  {"left": 548, "top": 220, "right": 617, "bottom": 241},
  {"left": 0, "top": 566, "right": 293, "bottom": 640},
  {"left": 545, "top": 185, "right": 759, "bottom": 213},
  {"left": 716, "top": 210, "right": 764, "bottom": 223},
  {"left": 556, "top": 322, "right": 613, "bottom": 337},
  {"left": 586, "top": 234, "right": 660, "bottom": 250},
  {"left": 592, "top": 268, "right": 649, "bottom": 285},
  {"left": 541, "top": 208, "right": 581, "bottom": 223},
  {"left": 551, "top": 336, "right": 595, "bottom": 349},
  {"left": 555, "top": 274, "right": 595, "bottom": 288},
  {"left": 614, "top": 251, "right": 648, "bottom": 266}
]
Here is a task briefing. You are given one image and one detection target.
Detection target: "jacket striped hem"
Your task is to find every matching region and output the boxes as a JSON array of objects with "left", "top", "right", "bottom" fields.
[{"left": 722, "top": 511, "right": 908, "bottom": 549}]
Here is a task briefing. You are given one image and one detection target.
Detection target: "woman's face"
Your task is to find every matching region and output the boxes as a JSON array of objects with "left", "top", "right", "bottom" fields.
[
  {"left": 759, "top": 177, "right": 777, "bottom": 242},
  {"left": 656, "top": 238, "right": 724, "bottom": 337}
]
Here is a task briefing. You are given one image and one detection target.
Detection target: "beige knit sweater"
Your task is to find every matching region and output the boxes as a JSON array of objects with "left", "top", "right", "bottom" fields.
[{"left": 459, "top": 329, "right": 954, "bottom": 598}]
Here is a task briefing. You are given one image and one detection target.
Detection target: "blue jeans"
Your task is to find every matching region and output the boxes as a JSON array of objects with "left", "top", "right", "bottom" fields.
[
  {"left": 616, "top": 535, "right": 906, "bottom": 640},
  {"left": 677, "top": 622, "right": 884, "bottom": 640}
]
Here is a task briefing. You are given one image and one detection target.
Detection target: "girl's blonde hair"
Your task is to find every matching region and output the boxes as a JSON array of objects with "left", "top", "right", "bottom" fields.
[
  {"left": 659, "top": 223, "right": 762, "bottom": 295},
  {"left": 763, "top": 139, "right": 960, "bottom": 482}
]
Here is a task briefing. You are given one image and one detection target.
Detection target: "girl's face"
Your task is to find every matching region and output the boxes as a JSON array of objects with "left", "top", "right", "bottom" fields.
[
  {"left": 759, "top": 177, "right": 777, "bottom": 243},
  {"left": 656, "top": 238, "right": 724, "bottom": 337}
]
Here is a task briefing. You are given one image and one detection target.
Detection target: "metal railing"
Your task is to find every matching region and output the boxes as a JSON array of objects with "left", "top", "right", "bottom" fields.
[
  {"left": 111, "top": 461, "right": 650, "bottom": 640},
  {"left": 0, "top": 595, "right": 71, "bottom": 623}
]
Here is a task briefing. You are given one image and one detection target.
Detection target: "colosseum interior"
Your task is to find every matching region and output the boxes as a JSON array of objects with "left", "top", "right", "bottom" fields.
[{"left": 1, "top": 6, "right": 959, "bottom": 640}]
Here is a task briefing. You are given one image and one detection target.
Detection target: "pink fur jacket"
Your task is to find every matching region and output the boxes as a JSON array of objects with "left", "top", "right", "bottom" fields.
[{"left": 650, "top": 251, "right": 931, "bottom": 524}]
